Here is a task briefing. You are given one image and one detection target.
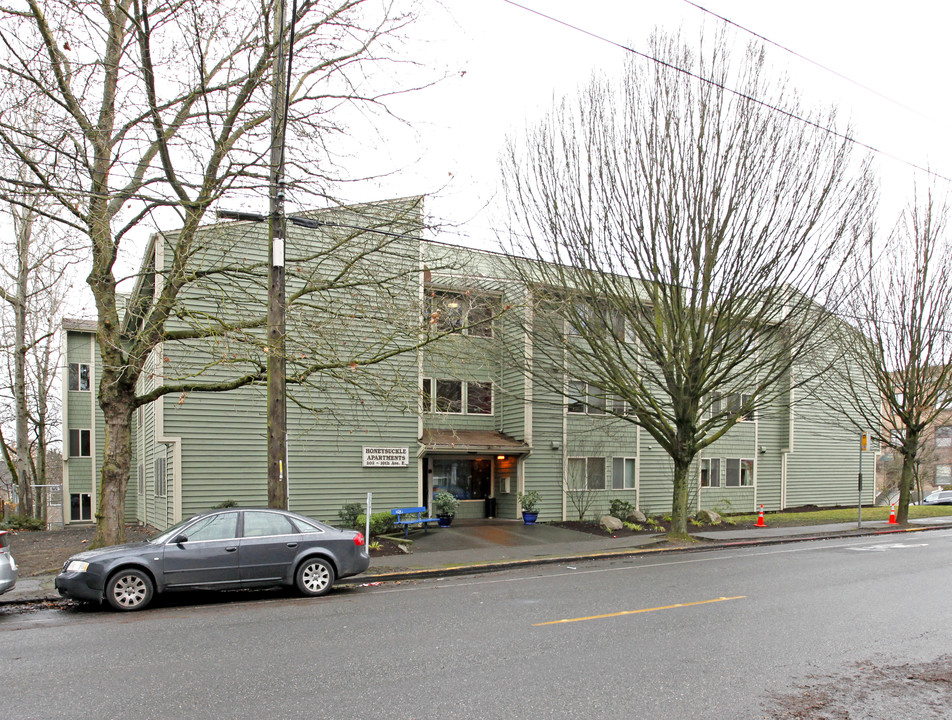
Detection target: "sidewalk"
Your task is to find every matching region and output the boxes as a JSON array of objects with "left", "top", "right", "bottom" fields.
[{"left": 5, "top": 516, "right": 952, "bottom": 605}]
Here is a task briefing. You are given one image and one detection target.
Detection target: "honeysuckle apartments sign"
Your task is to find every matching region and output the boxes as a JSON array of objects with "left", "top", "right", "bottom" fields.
[{"left": 362, "top": 446, "right": 410, "bottom": 467}]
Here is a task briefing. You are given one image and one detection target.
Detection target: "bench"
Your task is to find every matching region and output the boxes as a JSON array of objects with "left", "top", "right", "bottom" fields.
[{"left": 391, "top": 506, "right": 440, "bottom": 538}]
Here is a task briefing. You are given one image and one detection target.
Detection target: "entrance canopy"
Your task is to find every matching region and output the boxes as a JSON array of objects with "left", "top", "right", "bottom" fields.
[{"left": 420, "top": 429, "right": 531, "bottom": 456}]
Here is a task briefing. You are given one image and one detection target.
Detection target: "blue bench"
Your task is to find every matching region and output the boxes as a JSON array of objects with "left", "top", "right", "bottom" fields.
[{"left": 391, "top": 506, "right": 440, "bottom": 538}]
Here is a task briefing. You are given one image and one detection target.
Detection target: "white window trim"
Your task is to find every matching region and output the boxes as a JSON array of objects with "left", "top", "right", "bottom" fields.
[
  {"left": 68, "top": 428, "right": 92, "bottom": 458},
  {"left": 725, "top": 457, "right": 755, "bottom": 487},
  {"left": 612, "top": 456, "right": 637, "bottom": 490},
  {"left": 68, "top": 362, "right": 91, "bottom": 392},
  {"left": 567, "top": 456, "right": 607, "bottom": 491},
  {"left": 422, "top": 377, "right": 494, "bottom": 416},
  {"left": 700, "top": 457, "right": 722, "bottom": 488}
]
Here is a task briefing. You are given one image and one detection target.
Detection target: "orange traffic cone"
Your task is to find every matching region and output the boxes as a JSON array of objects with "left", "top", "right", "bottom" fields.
[
  {"left": 756, "top": 504, "right": 766, "bottom": 527},
  {"left": 888, "top": 504, "right": 898, "bottom": 525}
]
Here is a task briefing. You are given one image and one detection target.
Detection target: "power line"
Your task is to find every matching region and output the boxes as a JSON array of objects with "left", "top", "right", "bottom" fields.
[
  {"left": 500, "top": 0, "right": 952, "bottom": 185},
  {"left": 681, "top": 0, "right": 943, "bottom": 127}
]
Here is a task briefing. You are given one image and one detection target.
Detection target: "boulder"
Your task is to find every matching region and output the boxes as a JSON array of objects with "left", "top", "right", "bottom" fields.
[
  {"left": 600, "top": 514, "right": 624, "bottom": 531},
  {"left": 626, "top": 509, "right": 647, "bottom": 524},
  {"left": 695, "top": 509, "right": 721, "bottom": 525}
]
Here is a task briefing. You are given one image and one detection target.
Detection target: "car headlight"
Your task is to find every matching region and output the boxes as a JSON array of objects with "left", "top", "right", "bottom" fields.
[{"left": 66, "top": 560, "right": 89, "bottom": 573}]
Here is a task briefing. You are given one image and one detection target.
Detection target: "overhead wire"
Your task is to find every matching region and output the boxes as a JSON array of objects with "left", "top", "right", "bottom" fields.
[{"left": 500, "top": 0, "right": 952, "bottom": 185}]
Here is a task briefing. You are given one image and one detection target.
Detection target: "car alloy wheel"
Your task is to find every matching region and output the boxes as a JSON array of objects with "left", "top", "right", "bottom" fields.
[
  {"left": 296, "top": 557, "right": 335, "bottom": 597},
  {"left": 106, "top": 569, "right": 154, "bottom": 611}
]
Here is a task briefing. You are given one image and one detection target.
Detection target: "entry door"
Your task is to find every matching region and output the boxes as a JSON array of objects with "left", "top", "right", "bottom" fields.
[{"left": 162, "top": 511, "right": 240, "bottom": 588}]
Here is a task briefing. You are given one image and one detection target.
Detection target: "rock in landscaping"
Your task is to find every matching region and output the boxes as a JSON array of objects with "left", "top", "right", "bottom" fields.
[
  {"left": 600, "top": 515, "right": 624, "bottom": 531},
  {"left": 696, "top": 509, "right": 721, "bottom": 525},
  {"left": 626, "top": 509, "right": 647, "bottom": 523}
]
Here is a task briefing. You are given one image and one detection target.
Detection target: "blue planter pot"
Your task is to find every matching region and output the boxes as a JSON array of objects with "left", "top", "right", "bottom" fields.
[
  {"left": 437, "top": 515, "right": 453, "bottom": 528},
  {"left": 522, "top": 512, "right": 538, "bottom": 525}
]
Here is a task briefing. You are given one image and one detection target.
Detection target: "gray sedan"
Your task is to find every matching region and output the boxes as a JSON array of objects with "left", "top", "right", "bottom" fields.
[
  {"left": 0, "top": 530, "right": 17, "bottom": 595},
  {"left": 55, "top": 508, "right": 369, "bottom": 611}
]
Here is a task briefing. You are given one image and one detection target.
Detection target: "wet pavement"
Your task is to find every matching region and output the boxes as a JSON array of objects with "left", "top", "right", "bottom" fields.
[{"left": 5, "top": 515, "right": 952, "bottom": 604}]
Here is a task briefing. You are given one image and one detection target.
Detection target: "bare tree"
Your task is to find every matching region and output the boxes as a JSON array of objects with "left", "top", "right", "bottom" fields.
[
  {"left": 0, "top": 144, "right": 77, "bottom": 516},
  {"left": 500, "top": 32, "right": 875, "bottom": 535},
  {"left": 0, "top": 0, "right": 438, "bottom": 545},
  {"left": 834, "top": 191, "right": 952, "bottom": 524}
]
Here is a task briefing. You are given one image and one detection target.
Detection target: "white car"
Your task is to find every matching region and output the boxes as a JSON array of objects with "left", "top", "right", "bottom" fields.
[{"left": 0, "top": 530, "right": 17, "bottom": 595}]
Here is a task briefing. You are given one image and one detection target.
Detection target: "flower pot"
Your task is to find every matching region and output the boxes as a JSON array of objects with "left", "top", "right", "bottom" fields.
[
  {"left": 522, "top": 511, "right": 538, "bottom": 525},
  {"left": 436, "top": 514, "right": 454, "bottom": 528}
]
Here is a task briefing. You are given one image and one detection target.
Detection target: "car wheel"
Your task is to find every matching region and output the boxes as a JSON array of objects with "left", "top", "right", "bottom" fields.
[
  {"left": 295, "top": 557, "right": 335, "bottom": 597},
  {"left": 105, "top": 569, "right": 154, "bottom": 611}
]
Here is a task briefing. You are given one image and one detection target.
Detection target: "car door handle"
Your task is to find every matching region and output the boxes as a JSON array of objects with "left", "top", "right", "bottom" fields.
[
  {"left": 225, "top": 547, "right": 238, "bottom": 552},
  {"left": 286, "top": 543, "right": 298, "bottom": 548}
]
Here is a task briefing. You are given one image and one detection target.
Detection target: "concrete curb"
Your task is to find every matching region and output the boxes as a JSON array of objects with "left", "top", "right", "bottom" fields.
[
  {"left": 4, "top": 523, "right": 945, "bottom": 606},
  {"left": 337, "top": 522, "right": 950, "bottom": 585}
]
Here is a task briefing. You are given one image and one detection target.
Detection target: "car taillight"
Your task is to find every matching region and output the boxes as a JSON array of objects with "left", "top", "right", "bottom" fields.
[{"left": 353, "top": 532, "right": 365, "bottom": 547}]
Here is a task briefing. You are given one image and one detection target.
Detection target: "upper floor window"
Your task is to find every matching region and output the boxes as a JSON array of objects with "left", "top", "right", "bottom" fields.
[
  {"left": 567, "top": 380, "right": 606, "bottom": 415},
  {"left": 422, "top": 378, "right": 493, "bottom": 415},
  {"left": 68, "top": 429, "right": 91, "bottom": 457},
  {"left": 712, "top": 392, "right": 754, "bottom": 422},
  {"left": 427, "top": 289, "right": 495, "bottom": 338},
  {"left": 936, "top": 426, "right": 952, "bottom": 448},
  {"left": 68, "top": 362, "right": 90, "bottom": 391}
]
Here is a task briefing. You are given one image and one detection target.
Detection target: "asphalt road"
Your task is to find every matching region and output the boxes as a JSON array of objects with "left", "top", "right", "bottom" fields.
[{"left": 5, "top": 531, "right": 952, "bottom": 719}]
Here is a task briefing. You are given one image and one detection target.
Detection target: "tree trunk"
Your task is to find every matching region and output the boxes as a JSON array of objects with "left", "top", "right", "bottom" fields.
[
  {"left": 92, "top": 379, "right": 135, "bottom": 548},
  {"left": 670, "top": 457, "right": 691, "bottom": 535},
  {"left": 896, "top": 433, "right": 919, "bottom": 524}
]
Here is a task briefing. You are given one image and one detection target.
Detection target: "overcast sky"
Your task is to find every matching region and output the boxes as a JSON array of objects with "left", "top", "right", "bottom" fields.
[{"left": 341, "top": 0, "right": 952, "bottom": 249}]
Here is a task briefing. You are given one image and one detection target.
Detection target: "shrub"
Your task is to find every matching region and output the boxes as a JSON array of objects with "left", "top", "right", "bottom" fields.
[
  {"left": 355, "top": 511, "right": 396, "bottom": 537},
  {"left": 433, "top": 491, "right": 460, "bottom": 516},
  {"left": 623, "top": 522, "right": 643, "bottom": 531},
  {"left": 0, "top": 514, "right": 45, "bottom": 531},
  {"left": 337, "top": 502, "right": 364, "bottom": 529},
  {"left": 609, "top": 498, "right": 635, "bottom": 521}
]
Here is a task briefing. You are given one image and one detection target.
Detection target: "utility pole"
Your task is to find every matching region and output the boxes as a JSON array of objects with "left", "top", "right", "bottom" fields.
[{"left": 268, "top": 0, "right": 289, "bottom": 510}]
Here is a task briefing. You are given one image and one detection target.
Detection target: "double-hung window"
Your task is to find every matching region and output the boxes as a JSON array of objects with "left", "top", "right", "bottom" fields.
[
  {"left": 701, "top": 458, "right": 721, "bottom": 487},
  {"left": 936, "top": 427, "right": 952, "bottom": 448},
  {"left": 612, "top": 457, "right": 636, "bottom": 490},
  {"left": 68, "top": 362, "right": 90, "bottom": 391}
]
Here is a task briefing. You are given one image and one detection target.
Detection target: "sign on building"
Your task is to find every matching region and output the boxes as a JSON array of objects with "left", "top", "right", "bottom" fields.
[{"left": 362, "top": 446, "right": 410, "bottom": 467}]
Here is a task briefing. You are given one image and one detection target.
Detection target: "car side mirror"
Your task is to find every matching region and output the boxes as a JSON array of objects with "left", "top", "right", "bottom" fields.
[{"left": 172, "top": 534, "right": 188, "bottom": 544}]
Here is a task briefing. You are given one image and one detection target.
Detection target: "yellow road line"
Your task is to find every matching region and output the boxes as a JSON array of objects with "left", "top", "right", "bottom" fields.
[{"left": 533, "top": 595, "right": 747, "bottom": 626}]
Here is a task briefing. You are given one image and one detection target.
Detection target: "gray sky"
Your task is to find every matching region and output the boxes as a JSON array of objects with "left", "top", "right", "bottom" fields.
[{"left": 346, "top": 0, "right": 952, "bottom": 248}]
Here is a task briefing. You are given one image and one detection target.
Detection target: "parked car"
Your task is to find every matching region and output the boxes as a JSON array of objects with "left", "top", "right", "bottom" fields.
[
  {"left": 0, "top": 530, "right": 17, "bottom": 595},
  {"left": 922, "top": 490, "right": 952, "bottom": 506},
  {"left": 55, "top": 508, "right": 369, "bottom": 611}
]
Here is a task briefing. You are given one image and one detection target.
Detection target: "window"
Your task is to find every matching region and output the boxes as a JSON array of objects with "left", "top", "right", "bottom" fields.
[
  {"left": 611, "top": 394, "right": 631, "bottom": 416},
  {"left": 70, "top": 493, "right": 92, "bottom": 521},
  {"left": 567, "top": 457, "right": 606, "bottom": 490},
  {"left": 243, "top": 511, "right": 297, "bottom": 537},
  {"left": 937, "top": 390, "right": 951, "bottom": 410},
  {"left": 612, "top": 457, "right": 636, "bottom": 490},
  {"left": 68, "top": 429, "right": 91, "bottom": 457},
  {"left": 422, "top": 378, "right": 493, "bottom": 415},
  {"left": 68, "top": 362, "right": 90, "bottom": 391},
  {"left": 701, "top": 458, "right": 721, "bottom": 488},
  {"left": 726, "top": 393, "right": 754, "bottom": 421},
  {"left": 467, "top": 381, "right": 493, "bottom": 414},
  {"left": 725, "top": 458, "right": 754, "bottom": 487},
  {"left": 184, "top": 512, "right": 238, "bottom": 542},
  {"left": 935, "top": 465, "right": 951, "bottom": 484},
  {"left": 890, "top": 429, "right": 904, "bottom": 448},
  {"left": 428, "top": 289, "right": 495, "bottom": 337},
  {"left": 154, "top": 457, "right": 167, "bottom": 497},
  {"left": 937, "top": 427, "right": 952, "bottom": 448},
  {"left": 567, "top": 380, "right": 607, "bottom": 415}
]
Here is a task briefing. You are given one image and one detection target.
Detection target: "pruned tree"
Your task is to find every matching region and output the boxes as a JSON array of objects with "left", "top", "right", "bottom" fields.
[
  {"left": 0, "top": 0, "right": 442, "bottom": 545},
  {"left": 834, "top": 190, "right": 952, "bottom": 524},
  {"left": 500, "top": 32, "right": 875, "bottom": 535}
]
